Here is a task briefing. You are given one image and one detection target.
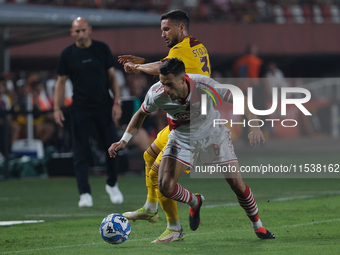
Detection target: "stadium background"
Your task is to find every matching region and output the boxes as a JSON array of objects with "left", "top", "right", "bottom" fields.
[
  {"left": 0, "top": 0, "right": 340, "bottom": 176},
  {"left": 1, "top": 0, "right": 339, "bottom": 175},
  {"left": 0, "top": 1, "right": 340, "bottom": 254}
]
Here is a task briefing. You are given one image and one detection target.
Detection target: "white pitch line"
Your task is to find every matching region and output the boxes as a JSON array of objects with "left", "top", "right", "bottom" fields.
[
  {"left": 2, "top": 218, "right": 340, "bottom": 254},
  {"left": 3, "top": 192, "right": 338, "bottom": 254},
  {"left": 0, "top": 242, "right": 103, "bottom": 254},
  {"left": 0, "top": 237, "right": 152, "bottom": 254},
  {"left": 203, "top": 202, "right": 239, "bottom": 208},
  {"left": 24, "top": 193, "right": 340, "bottom": 218},
  {"left": 270, "top": 195, "right": 316, "bottom": 202},
  {"left": 202, "top": 196, "right": 315, "bottom": 209},
  {"left": 0, "top": 220, "right": 44, "bottom": 226},
  {"left": 25, "top": 214, "right": 104, "bottom": 218},
  {"left": 285, "top": 190, "right": 340, "bottom": 195},
  {"left": 279, "top": 218, "right": 340, "bottom": 228},
  {"left": 202, "top": 192, "right": 340, "bottom": 209}
]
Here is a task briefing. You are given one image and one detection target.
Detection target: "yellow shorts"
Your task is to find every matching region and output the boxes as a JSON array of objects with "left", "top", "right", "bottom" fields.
[{"left": 154, "top": 125, "right": 171, "bottom": 150}]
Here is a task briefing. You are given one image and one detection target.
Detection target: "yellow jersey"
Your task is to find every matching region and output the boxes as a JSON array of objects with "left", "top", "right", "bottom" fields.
[{"left": 162, "top": 36, "right": 211, "bottom": 77}]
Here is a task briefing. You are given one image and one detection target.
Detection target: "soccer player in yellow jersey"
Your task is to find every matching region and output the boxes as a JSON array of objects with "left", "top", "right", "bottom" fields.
[
  {"left": 119, "top": 10, "right": 275, "bottom": 243},
  {"left": 119, "top": 10, "right": 211, "bottom": 242}
]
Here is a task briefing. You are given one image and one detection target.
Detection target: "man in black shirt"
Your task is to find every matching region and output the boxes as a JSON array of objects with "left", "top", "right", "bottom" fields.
[{"left": 54, "top": 17, "right": 123, "bottom": 207}]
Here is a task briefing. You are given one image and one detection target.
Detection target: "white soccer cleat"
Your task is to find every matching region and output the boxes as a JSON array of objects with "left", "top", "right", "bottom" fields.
[
  {"left": 106, "top": 184, "right": 124, "bottom": 204},
  {"left": 78, "top": 193, "right": 93, "bottom": 207}
]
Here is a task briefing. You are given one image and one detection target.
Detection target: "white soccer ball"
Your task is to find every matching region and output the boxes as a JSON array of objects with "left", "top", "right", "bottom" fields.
[{"left": 99, "top": 213, "right": 131, "bottom": 244}]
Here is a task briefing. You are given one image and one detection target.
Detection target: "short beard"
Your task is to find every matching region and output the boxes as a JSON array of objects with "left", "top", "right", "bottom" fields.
[{"left": 168, "top": 37, "right": 179, "bottom": 48}]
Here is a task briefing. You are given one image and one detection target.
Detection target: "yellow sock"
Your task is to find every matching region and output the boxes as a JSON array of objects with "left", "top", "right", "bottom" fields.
[
  {"left": 150, "top": 157, "right": 180, "bottom": 224},
  {"left": 144, "top": 148, "right": 158, "bottom": 204},
  {"left": 158, "top": 190, "right": 180, "bottom": 223}
]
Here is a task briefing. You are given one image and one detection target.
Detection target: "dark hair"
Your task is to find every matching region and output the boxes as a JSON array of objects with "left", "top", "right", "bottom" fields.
[
  {"left": 160, "top": 9, "right": 190, "bottom": 32},
  {"left": 159, "top": 58, "right": 185, "bottom": 77}
]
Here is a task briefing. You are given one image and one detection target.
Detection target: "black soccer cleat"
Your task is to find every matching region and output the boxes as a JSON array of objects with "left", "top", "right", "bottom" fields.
[
  {"left": 189, "top": 194, "right": 204, "bottom": 231},
  {"left": 255, "top": 227, "right": 275, "bottom": 239}
]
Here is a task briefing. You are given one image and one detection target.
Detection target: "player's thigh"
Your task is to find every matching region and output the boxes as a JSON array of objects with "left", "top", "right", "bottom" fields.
[
  {"left": 153, "top": 125, "right": 170, "bottom": 151},
  {"left": 154, "top": 144, "right": 189, "bottom": 180},
  {"left": 159, "top": 137, "right": 192, "bottom": 193},
  {"left": 162, "top": 136, "right": 193, "bottom": 172}
]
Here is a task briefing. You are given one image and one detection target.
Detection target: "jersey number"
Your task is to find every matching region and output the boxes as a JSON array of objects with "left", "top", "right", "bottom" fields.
[{"left": 200, "top": 56, "right": 210, "bottom": 74}]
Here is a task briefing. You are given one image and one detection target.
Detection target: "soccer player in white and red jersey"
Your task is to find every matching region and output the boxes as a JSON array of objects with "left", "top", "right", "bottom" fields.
[
  {"left": 119, "top": 9, "right": 211, "bottom": 242},
  {"left": 108, "top": 58, "right": 275, "bottom": 241}
]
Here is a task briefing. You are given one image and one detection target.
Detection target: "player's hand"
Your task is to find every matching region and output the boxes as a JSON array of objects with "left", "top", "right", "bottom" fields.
[
  {"left": 112, "top": 104, "right": 122, "bottom": 122},
  {"left": 53, "top": 109, "right": 65, "bottom": 128},
  {"left": 118, "top": 55, "right": 145, "bottom": 65},
  {"left": 108, "top": 141, "right": 127, "bottom": 158},
  {"left": 123, "top": 62, "right": 134, "bottom": 73},
  {"left": 124, "top": 62, "right": 140, "bottom": 74},
  {"left": 248, "top": 130, "right": 265, "bottom": 147}
]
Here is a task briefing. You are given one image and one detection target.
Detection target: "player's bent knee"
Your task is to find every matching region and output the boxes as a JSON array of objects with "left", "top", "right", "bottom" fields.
[
  {"left": 158, "top": 179, "right": 174, "bottom": 197},
  {"left": 143, "top": 150, "right": 156, "bottom": 168}
]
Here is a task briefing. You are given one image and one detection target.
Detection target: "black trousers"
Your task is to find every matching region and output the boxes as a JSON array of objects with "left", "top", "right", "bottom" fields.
[{"left": 71, "top": 107, "right": 118, "bottom": 195}]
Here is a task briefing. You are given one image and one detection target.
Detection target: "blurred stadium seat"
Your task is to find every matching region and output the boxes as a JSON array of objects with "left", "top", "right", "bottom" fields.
[
  {"left": 291, "top": 5, "right": 305, "bottom": 23},
  {"left": 330, "top": 5, "right": 340, "bottom": 23},
  {"left": 1, "top": 0, "right": 337, "bottom": 23},
  {"left": 313, "top": 5, "right": 324, "bottom": 23},
  {"left": 302, "top": 5, "right": 312, "bottom": 23},
  {"left": 273, "top": 5, "right": 286, "bottom": 24}
]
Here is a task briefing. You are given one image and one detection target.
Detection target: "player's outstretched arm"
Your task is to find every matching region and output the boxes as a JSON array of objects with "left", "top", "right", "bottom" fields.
[
  {"left": 243, "top": 96, "right": 265, "bottom": 146},
  {"left": 108, "top": 108, "right": 148, "bottom": 158},
  {"left": 124, "top": 61, "right": 163, "bottom": 76},
  {"left": 118, "top": 55, "right": 146, "bottom": 65}
]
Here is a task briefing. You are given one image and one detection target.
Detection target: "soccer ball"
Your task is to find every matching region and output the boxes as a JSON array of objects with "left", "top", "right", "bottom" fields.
[{"left": 99, "top": 213, "right": 131, "bottom": 245}]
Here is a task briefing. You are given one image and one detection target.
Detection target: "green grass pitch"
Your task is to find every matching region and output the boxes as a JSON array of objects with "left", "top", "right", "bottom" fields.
[{"left": 0, "top": 151, "right": 340, "bottom": 255}]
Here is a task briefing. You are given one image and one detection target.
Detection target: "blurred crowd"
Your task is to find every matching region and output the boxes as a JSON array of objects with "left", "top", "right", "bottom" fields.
[
  {"left": 2, "top": 0, "right": 340, "bottom": 23},
  {"left": 0, "top": 46, "right": 329, "bottom": 164},
  {"left": 0, "top": 69, "right": 164, "bottom": 159}
]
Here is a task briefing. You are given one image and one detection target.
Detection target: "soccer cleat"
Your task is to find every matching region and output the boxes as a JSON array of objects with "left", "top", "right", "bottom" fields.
[
  {"left": 78, "top": 193, "right": 93, "bottom": 207},
  {"left": 255, "top": 227, "right": 275, "bottom": 239},
  {"left": 123, "top": 207, "right": 159, "bottom": 223},
  {"left": 106, "top": 184, "right": 124, "bottom": 204},
  {"left": 151, "top": 228, "right": 185, "bottom": 243},
  {"left": 189, "top": 193, "right": 204, "bottom": 231}
]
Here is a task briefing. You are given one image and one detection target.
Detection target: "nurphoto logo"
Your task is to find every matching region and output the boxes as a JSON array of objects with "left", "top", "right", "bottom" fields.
[{"left": 201, "top": 84, "right": 312, "bottom": 128}]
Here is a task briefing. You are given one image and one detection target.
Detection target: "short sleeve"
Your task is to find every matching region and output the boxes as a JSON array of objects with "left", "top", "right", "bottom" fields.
[
  {"left": 161, "top": 47, "right": 184, "bottom": 62},
  {"left": 218, "top": 87, "right": 231, "bottom": 102},
  {"left": 141, "top": 87, "right": 159, "bottom": 114},
  {"left": 208, "top": 78, "right": 231, "bottom": 102}
]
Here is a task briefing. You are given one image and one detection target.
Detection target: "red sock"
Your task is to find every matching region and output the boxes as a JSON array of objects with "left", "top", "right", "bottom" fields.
[
  {"left": 167, "top": 183, "right": 193, "bottom": 204},
  {"left": 237, "top": 184, "right": 259, "bottom": 222}
]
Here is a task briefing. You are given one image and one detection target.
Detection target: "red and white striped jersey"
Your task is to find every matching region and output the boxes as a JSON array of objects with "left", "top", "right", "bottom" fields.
[{"left": 141, "top": 73, "right": 231, "bottom": 141}]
